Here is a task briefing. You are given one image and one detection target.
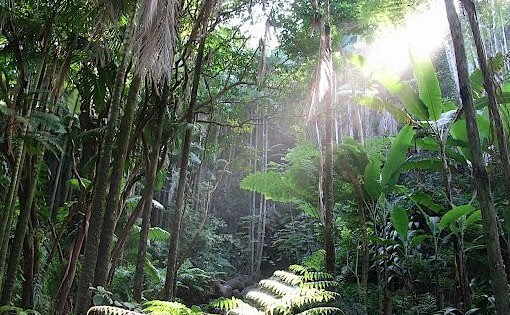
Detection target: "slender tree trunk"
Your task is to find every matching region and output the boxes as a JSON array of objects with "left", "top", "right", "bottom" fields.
[
  {"left": 320, "top": 1, "right": 336, "bottom": 275},
  {"left": 254, "top": 117, "right": 268, "bottom": 275},
  {"left": 21, "top": 207, "right": 35, "bottom": 308},
  {"left": 55, "top": 197, "right": 91, "bottom": 315},
  {"left": 74, "top": 5, "right": 137, "bottom": 313},
  {"left": 133, "top": 89, "right": 167, "bottom": 301},
  {"left": 94, "top": 75, "right": 142, "bottom": 287},
  {"left": 1, "top": 151, "right": 44, "bottom": 304},
  {"left": 462, "top": 0, "right": 510, "bottom": 218},
  {"left": 163, "top": 34, "right": 207, "bottom": 300},
  {"left": 108, "top": 197, "right": 145, "bottom": 283},
  {"left": 444, "top": 1, "right": 510, "bottom": 313}
]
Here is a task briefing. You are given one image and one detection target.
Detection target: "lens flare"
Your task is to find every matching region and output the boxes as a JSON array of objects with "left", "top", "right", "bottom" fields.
[{"left": 364, "top": 0, "right": 450, "bottom": 74}]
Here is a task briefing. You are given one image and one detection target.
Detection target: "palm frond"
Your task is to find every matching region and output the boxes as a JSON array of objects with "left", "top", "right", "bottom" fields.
[{"left": 134, "top": 0, "right": 176, "bottom": 83}]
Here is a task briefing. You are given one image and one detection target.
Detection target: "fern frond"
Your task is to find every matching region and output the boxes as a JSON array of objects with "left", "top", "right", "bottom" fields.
[
  {"left": 209, "top": 297, "right": 241, "bottom": 311},
  {"left": 147, "top": 227, "right": 170, "bottom": 241},
  {"left": 259, "top": 279, "right": 299, "bottom": 297},
  {"left": 292, "top": 290, "right": 338, "bottom": 308},
  {"left": 302, "top": 272, "right": 333, "bottom": 282},
  {"left": 143, "top": 300, "right": 193, "bottom": 314},
  {"left": 289, "top": 264, "right": 309, "bottom": 275},
  {"left": 295, "top": 307, "right": 344, "bottom": 315},
  {"left": 227, "top": 301, "right": 264, "bottom": 315},
  {"left": 273, "top": 270, "right": 302, "bottom": 286},
  {"left": 87, "top": 306, "right": 142, "bottom": 315},
  {"left": 246, "top": 290, "right": 279, "bottom": 308},
  {"left": 0, "top": 305, "right": 42, "bottom": 315},
  {"left": 300, "top": 281, "right": 338, "bottom": 290}
]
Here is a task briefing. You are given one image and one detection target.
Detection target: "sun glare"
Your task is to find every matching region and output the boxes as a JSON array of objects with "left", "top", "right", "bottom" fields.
[{"left": 364, "top": 0, "right": 450, "bottom": 74}]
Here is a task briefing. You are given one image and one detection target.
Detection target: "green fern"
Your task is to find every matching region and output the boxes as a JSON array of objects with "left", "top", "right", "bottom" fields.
[
  {"left": 288, "top": 265, "right": 308, "bottom": 275},
  {"left": 259, "top": 278, "right": 299, "bottom": 297},
  {"left": 0, "top": 305, "right": 41, "bottom": 315},
  {"left": 302, "top": 272, "right": 333, "bottom": 282},
  {"left": 210, "top": 265, "right": 342, "bottom": 315},
  {"left": 273, "top": 270, "right": 303, "bottom": 286},
  {"left": 87, "top": 306, "right": 142, "bottom": 315},
  {"left": 143, "top": 300, "right": 201, "bottom": 314},
  {"left": 209, "top": 297, "right": 242, "bottom": 311},
  {"left": 300, "top": 281, "right": 338, "bottom": 290},
  {"left": 295, "top": 307, "right": 344, "bottom": 315}
]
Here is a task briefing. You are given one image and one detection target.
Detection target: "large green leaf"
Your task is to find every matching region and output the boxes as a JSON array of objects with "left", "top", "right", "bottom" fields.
[
  {"left": 410, "top": 191, "right": 443, "bottom": 214},
  {"left": 450, "top": 115, "right": 491, "bottom": 160},
  {"left": 466, "top": 210, "right": 482, "bottom": 226},
  {"left": 401, "top": 157, "right": 443, "bottom": 172},
  {"left": 381, "top": 124, "right": 415, "bottom": 190},
  {"left": 364, "top": 158, "right": 381, "bottom": 199},
  {"left": 410, "top": 51, "right": 442, "bottom": 120},
  {"left": 439, "top": 205, "right": 475, "bottom": 231},
  {"left": 374, "top": 70, "right": 429, "bottom": 120},
  {"left": 391, "top": 205, "right": 409, "bottom": 242}
]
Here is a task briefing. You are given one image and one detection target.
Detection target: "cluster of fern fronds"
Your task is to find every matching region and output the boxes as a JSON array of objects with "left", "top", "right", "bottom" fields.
[
  {"left": 210, "top": 264, "right": 343, "bottom": 315},
  {"left": 87, "top": 265, "right": 342, "bottom": 315}
]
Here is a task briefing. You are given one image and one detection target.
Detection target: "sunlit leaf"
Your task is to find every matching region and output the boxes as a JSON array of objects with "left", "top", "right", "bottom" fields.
[
  {"left": 374, "top": 70, "right": 429, "bottom": 120},
  {"left": 381, "top": 124, "right": 415, "bottom": 190},
  {"left": 410, "top": 50, "right": 442, "bottom": 120}
]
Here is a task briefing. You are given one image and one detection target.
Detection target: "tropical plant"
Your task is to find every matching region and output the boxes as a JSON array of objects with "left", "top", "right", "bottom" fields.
[{"left": 211, "top": 265, "right": 342, "bottom": 315}]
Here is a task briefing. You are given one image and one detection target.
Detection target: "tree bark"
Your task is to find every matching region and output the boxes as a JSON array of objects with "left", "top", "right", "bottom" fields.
[
  {"left": 163, "top": 34, "right": 207, "bottom": 300},
  {"left": 133, "top": 86, "right": 167, "bottom": 301},
  {"left": 1, "top": 151, "right": 44, "bottom": 304},
  {"left": 94, "top": 75, "right": 142, "bottom": 287},
  {"left": 462, "top": 0, "right": 510, "bottom": 233},
  {"left": 74, "top": 4, "right": 137, "bottom": 313},
  {"left": 320, "top": 0, "right": 336, "bottom": 275},
  {"left": 444, "top": 1, "right": 510, "bottom": 313}
]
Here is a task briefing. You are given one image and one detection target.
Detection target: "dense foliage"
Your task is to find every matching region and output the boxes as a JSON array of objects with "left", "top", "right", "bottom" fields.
[{"left": 1, "top": 0, "right": 510, "bottom": 314}]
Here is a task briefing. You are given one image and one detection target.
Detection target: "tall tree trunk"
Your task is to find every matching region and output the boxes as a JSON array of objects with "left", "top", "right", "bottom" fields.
[
  {"left": 462, "top": 0, "right": 510, "bottom": 216},
  {"left": 74, "top": 5, "right": 137, "bottom": 313},
  {"left": 94, "top": 75, "right": 142, "bottom": 287},
  {"left": 21, "top": 204, "right": 38, "bottom": 309},
  {"left": 444, "top": 1, "right": 510, "bottom": 313},
  {"left": 1, "top": 151, "right": 44, "bottom": 304},
  {"left": 163, "top": 34, "right": 207, "bottom": 300},
  {"left": 320, "top": 0, "right": 336, "bottom": 275},
  {"left": 133, "top": 87, "right": 167, "bottom": 301},
  {"left": 254, "top": 116, "right": 268, "bottom": 275}
]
